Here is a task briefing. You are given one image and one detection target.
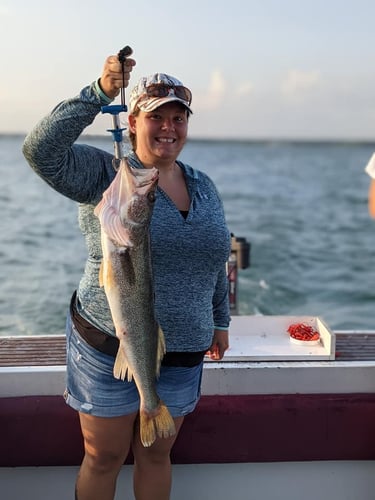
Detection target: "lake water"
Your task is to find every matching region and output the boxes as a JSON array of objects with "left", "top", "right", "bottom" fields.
[{"left": 1, "top": 133, "right": 375, "bottom": 335}]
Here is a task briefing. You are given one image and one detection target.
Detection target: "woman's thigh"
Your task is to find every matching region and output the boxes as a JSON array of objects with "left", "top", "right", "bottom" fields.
[{"left": 79, "top": 412, "right": 138, "bottom": 462}]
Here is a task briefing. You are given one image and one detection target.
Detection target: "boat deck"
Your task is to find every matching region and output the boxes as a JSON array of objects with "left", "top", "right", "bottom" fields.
[
  {"left": 2, "top": 330, "right": 375, "bottom": 499},
  {"left": 1, "top": 330, "right": 375, "bottom": 367},
  {"left": 1, "top": 329, "right": 375, "bottom": 472}
]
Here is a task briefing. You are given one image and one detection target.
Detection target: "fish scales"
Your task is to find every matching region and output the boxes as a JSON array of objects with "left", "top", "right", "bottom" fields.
[{"left": 94, "top": 158, "right": 176, "bottom": 447}]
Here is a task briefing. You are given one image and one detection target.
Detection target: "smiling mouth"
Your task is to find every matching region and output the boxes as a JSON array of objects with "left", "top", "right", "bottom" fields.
[{"left": 156, "top": 138, "right": 175, "bottom": 143}]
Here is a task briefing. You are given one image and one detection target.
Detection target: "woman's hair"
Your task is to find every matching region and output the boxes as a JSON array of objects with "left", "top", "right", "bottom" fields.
[
  {"left": 128, "top": 108, "right": 140, "bottom": 151},
  {"left": 128, "top": 105, "right": 191, "bottom": 151}
]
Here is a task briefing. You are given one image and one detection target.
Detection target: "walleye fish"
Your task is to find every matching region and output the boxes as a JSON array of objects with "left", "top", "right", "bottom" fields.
[{"left": 94, "top": 158, "right": 176, "bottom": 447}]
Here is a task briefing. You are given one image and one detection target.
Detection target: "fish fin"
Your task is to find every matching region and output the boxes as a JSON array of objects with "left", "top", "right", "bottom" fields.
[
  {"left": 156, "top": 326, "right": 166, "bottom": 377},
  {"left": 154, "top": 402, "right": 176, "bottom": 440},
  {"left": 93, "top": 198, "right": 104, "bottom": 218},
  {"left": 105, "top": 218, "right": 133, "bottom": 247},
  {"left": 113, "top": 345, "right": 134, "bottom": 382},
  {"left": 140, "top": 402, "right": 176, "bottom": 448},
  {"left": 98, "top": 202, "right": 133, "bottom": 247},
  {"left": 99, "top": 258, "right": 115, "bottom": 289}
]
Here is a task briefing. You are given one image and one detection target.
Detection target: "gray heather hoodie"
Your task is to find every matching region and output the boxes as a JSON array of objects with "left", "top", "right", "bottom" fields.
[{"left": 23, "top": 82, "right": 231, "bottom": 352}]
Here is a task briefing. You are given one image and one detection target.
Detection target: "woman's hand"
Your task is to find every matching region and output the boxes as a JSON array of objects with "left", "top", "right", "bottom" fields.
[
  {"left": 206, "top": 329, "right": 229, "bottom": 360},
  {"left": 98, "top": 54, "right": 136, "bottom": 99}
]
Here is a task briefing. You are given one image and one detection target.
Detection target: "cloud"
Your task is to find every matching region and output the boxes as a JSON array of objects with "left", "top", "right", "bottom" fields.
[
  {"left": 194, "top": 70, "right": 254, "bottom": 112},
  {"left": 235, "top": 81, "right": 254, "bottom": 96},
  {"left": 281, "top": 69, "right": 321, "bottom": 100},
  {"left": 193, "top": 70, "right": 226, "bottom": 110},
  {"left": 204, "top": 70, "right": 226, "bottom": 109}
]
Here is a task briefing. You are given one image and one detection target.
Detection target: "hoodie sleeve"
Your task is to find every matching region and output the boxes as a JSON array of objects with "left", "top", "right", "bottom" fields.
[
  {"left": 212, "top": 265, "right": 231, "bottom": 329},
  {"left": 22, "top": 82, "right": 115, "bottom": 204}
]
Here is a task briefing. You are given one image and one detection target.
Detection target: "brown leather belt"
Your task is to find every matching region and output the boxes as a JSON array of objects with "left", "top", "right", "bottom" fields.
[{"left": 70, "top": 291, "right": 119, "bottom": 357}]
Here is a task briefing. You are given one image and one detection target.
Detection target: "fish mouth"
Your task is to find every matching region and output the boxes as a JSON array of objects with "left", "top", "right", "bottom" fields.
[
  {"left": 128, "top": 163, "right": 159, "bottom": 186},
  {"left": 139, "top": 169, "right": 159, "bottom": 187},
  {"left": 149, "top": 169, "right": 159, "bottom": 182}
]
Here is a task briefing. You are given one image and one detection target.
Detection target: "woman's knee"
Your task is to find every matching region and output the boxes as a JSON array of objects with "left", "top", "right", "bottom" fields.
[{"left": 132, "top": 416, "right": 184, "bottom": 466}]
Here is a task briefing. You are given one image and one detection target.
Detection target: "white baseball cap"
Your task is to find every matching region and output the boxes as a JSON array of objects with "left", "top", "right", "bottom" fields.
[{"left": 129, "top": 73, "right": 192, "bottom": 114}]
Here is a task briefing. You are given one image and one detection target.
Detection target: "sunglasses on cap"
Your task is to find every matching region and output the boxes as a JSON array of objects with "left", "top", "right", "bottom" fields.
[{"left": 143, "top": 83, "right": 192, "bottom": 105}]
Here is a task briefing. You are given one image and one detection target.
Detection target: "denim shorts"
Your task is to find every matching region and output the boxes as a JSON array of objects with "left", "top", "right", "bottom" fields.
[{"left": 64, "top": 314, "right": 203, "bottom": 418}]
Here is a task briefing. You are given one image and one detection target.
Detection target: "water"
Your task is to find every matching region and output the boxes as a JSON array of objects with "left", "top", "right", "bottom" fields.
[{"left": 1, "top": 134, "right": 375, "bottom": 336}]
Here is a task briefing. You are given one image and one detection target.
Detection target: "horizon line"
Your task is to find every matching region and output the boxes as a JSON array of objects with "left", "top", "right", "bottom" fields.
[{"left": 2, "top": 131, "right": 375, "bottom": 145}]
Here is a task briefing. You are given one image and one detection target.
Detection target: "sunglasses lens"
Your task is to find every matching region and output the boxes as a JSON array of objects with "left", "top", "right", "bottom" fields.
[
  {"left": 145, "top": 84, "right": 191, "bottom": 105},
  {"left": 175, "top": 86, "right": 192, "bottom": 104}
]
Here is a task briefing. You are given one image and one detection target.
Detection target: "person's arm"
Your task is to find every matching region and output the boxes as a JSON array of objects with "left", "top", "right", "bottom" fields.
[
  {"left": 200, "top": 175, "right": 230, "bottom": 360},
  {"left": 22, "top": 55, "right": 135, "bottom": 203},
  {"left": 365, "top": 153, "right": 375, "bottom": 218},
  {"left": 22, "top": 83, "right": 111, "bottom": 202},
  {"left": 369, "top": 180, "right": 375, "bottom": 218},
  {"left": 207, "top": 265, "right": 230, "bottom": 360}
]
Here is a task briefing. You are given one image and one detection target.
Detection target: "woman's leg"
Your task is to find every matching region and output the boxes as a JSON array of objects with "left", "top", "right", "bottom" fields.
[
  {"left": 75, "top": 411, "right": 138, "bottom": 500},
  {"left": 132, "top": 416, "right": 185, "bottom": 500}
]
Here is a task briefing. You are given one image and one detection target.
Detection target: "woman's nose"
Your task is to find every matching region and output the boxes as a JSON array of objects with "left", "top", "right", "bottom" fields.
[{"left": 161, "top": 118, "right": 174, "bottom": 130}]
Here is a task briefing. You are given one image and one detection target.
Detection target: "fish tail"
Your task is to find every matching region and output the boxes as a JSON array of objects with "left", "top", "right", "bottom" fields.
[
  {"left": 113, "top": 345, "right": 133, "bottom": 381},
  {"left": 140, "top": 402, "right": 176, "bottom": 448},
  {"left": 155, "top": 402, "right": 176, "bottom": 439}
]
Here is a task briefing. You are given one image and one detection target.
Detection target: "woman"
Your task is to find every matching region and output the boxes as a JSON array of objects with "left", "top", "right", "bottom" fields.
[{"left": 23, "top": 51, "right": 231, "bottom": 500}]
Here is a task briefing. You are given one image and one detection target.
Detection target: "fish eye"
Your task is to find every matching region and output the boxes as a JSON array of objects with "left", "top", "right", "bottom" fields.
[{"left": 147, "top": 191, "right": 156, "bottom": 203}]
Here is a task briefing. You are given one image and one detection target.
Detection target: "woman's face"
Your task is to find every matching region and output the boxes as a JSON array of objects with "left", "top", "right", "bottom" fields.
[{"left": 129, "top": 102, "right": 189, "bottom": 165}]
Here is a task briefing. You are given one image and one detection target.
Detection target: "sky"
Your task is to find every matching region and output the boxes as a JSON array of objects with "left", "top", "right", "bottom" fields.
[{"left": 1, "top": 0, "right": 375, "bottom": 140}]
